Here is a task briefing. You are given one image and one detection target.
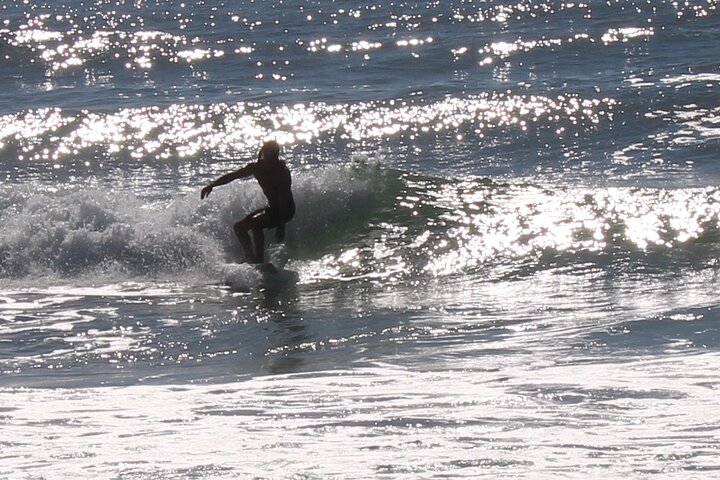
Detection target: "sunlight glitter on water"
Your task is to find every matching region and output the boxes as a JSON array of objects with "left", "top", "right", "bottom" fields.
[
  {"left": 0, "top": 94, "right": 615, "bottom": 165},
  {"left": 288, "top": 172, "right": 720, "bottom": 283},
  {"left": 2, "top": 351, "right": 719, "bottom": 478}
]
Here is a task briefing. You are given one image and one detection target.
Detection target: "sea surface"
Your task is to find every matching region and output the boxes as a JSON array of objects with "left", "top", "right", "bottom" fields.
[{"left": 2, "top": 0, "right": 720, "bottom": 478}]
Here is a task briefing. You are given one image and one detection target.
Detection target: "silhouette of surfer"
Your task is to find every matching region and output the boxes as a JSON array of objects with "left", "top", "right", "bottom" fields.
[{"left": 200, "top": 140, "right": 295, "bottom": 264}]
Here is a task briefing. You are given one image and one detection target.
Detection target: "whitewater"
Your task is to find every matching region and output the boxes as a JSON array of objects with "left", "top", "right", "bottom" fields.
[{"left": 1, "top": 0, "right": 720, "bottom": 478}]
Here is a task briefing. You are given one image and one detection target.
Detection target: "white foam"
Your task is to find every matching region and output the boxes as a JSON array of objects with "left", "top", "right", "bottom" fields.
[
  {"left": 0, "top": 161, "right": 387, "bottom": 286},
  {"left": 214, "top": 263, "right": 264, "bottom": 290}
]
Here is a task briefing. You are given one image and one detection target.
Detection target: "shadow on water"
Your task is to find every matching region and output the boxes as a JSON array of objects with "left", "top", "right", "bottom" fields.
[{"left": 250, "top": 282, "right": 312, "bottom": 376}]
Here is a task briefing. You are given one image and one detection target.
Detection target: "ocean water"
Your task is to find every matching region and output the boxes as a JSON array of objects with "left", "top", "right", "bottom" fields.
[{"left": 2, "top": 0, "right": 720, "bottom": 477}]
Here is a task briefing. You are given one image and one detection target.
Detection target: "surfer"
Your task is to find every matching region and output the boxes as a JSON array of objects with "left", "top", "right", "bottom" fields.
[{"left": 200, "top": 140, "right": 295, "bottom": 264}]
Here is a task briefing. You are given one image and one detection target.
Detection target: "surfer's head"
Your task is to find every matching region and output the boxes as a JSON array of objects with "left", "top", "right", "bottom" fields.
[{"left": 259, "top": 140, "right": 280, "bottom": 163}]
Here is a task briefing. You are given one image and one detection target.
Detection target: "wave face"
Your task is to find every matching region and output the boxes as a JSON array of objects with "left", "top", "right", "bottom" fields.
[{"left": 295, "top": 172, "right": 720, "bottom": 284}]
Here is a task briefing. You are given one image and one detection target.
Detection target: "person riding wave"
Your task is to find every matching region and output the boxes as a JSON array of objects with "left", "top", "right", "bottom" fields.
[{"left": 200, "top": 140, "right": 295, "bottom": 264}]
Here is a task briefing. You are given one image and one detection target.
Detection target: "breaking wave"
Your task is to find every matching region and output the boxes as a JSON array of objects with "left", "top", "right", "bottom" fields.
[{"left": 2, "top": 161, "right": 719, "bottom": 287}]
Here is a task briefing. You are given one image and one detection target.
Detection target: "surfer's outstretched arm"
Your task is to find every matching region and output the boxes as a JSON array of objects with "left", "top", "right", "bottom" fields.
[{"left": 200, "top": 163, "right": 256, "bottom": 199}]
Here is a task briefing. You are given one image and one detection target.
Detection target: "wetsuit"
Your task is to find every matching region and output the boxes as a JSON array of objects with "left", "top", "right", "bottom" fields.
[{"left": 244, "top": 159, "right": 296, "bottom": 230}]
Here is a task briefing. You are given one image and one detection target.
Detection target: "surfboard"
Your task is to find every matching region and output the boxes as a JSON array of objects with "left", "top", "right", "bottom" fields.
[{"left": 214, "top": 262, "right": 297, "bottom": 290}]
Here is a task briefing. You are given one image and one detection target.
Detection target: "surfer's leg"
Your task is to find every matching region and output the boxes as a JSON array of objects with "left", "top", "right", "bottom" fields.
[
  {"left": 234, "top": 209, "right": 264, "bottom": 262},
  {"left": 248, "top": 209, "right": 281, "bottom": 264},
  {"left": 233, "top": 219, "right": 255, "bottom": 262},
  {"left": 252, "top": 227, "right": 265, "bottom": 263}
]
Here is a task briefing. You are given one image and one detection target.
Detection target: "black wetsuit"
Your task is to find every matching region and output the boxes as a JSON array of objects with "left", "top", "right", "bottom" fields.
[
  {"left": 200, "top": 153, "right": 295, "bottom": 262},
  {"left": 252, "top": 161, "right": 295, "bottom": 228},
  {"left": 244, "top": 160, "right": 295, "bottom": 228}
]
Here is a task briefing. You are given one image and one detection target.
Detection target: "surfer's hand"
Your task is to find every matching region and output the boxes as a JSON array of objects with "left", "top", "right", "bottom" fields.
[{"left": 200, "top": 184, "right": 213, "bottom": 199}]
